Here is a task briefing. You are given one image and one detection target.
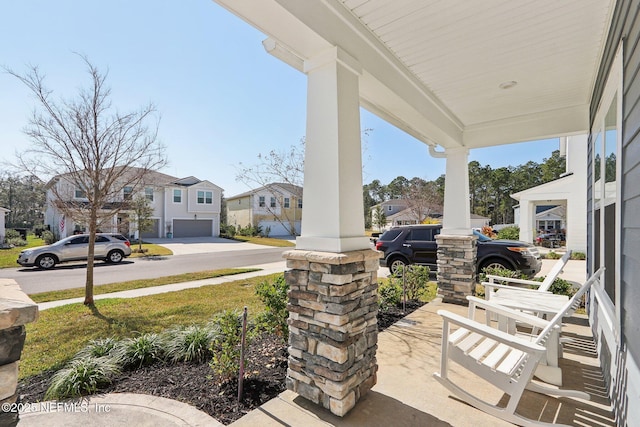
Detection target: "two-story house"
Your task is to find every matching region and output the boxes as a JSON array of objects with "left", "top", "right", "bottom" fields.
[
  {"left": 226, "top": 183, "right": 302, "bottom": 236},
  {"left": 0, "top": 207, "right": 9, "bottom": 243},
  {"left": 44, "top": 169, "right": 223, "bottom": 239}
]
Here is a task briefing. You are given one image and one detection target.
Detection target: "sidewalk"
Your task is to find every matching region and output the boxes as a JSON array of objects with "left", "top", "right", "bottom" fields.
[{"left": 37, "top": 261, "right": 288, "bottom": 310}]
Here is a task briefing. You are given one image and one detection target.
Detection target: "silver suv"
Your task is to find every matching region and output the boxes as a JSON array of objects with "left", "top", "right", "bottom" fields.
[{"left": 17, "top": 233, "right": 132, "bottom": 269}]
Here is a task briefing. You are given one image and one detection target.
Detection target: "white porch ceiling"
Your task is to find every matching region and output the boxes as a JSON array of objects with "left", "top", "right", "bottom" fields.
[{"left": 214, "top": 0, "right": 615, "bottom": 149}]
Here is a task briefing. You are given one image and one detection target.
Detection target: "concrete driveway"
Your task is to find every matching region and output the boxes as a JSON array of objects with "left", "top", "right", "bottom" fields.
[{"left": 144, "top": 237, "right": 274, "bottom": 255}]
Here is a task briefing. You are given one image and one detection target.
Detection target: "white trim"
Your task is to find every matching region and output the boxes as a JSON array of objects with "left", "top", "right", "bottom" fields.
[{"left": 590, "top": 42, "right": 623, "bottom": 343}]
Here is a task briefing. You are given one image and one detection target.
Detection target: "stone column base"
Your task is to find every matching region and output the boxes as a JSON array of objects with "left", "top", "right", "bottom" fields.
[
  {"left": 283, "top": 249, "right": 379, "bottom": 417},
  {"left": 0, "top": 279, "right": 39, "bottom": 427},
  {"left": 435, "top": 234, "right": 477, "bottom": 304}
]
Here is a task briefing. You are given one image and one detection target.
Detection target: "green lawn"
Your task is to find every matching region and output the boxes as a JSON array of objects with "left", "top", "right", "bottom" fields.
[
  {"left": 29, "top": 268, "right": 260, "bottom": 303},
  {"left": 0, "top": 235, "right": 45, "bottom": 268},
  {"left": 21, "top": 273, "right": 282, "bottom": 379}
]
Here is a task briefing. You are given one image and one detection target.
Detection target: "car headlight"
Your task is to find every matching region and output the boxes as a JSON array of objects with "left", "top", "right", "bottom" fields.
[
  {"left": 507, "top": 247, "right": 533, "bottom": 257},
  {"left": 21, "top": 250, "right": 33, "bottom": 256}
]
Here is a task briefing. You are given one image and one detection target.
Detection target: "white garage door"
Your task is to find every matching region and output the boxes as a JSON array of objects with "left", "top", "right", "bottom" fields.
[
  {"left": 141, "top": 219, "right": 160, "bottom": 239},
  {"left": 258, "top": 220, "right": 299, "bottom": 236},
  {"left": 173, "top": 219, "right": 213, "bottom": 238}
]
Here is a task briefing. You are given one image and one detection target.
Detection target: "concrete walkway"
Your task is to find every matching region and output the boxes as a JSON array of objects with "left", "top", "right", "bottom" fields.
[{"left": 19, "top": 258, "right": 604, "bottom": 427}]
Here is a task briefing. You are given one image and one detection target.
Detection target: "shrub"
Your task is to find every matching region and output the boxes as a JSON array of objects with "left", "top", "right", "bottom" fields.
[
  {"left": 389, "top": 265, "right": 431, "bottom": 300},
  {"left": 6, "top": 237, "right": 27, "bottom": 247},
  {"left": 220, "top": 224, "right": 236, "bottom": 238},
  {"left": 209, "top": 310, "right": 246, "bottom": 381},
  {"left": 120, "top": 333, "right": 165, "bottom": 369},
  {"left": 378, "top": 281, "right": 402, "bottom": 311},
  {"left": 42, "top": 230, "right": 57, "bottom": 244},
  {"left": 544, "top": 251, "right": 562, "bottom": 260},
  {"left": 572, "top": 252, "right": 586, "bottom": 260},
  {"left": 165, "top": 324, "right": 215, "bottom": 363},
  {"left": 76, "top": 338, "right": 121, "bottom": 360},
  {"left": 255, "top": 275, "right": 289, "bottom": 338},
  {"left": 45, "top": 356, "right": 119, "bottom": 399},
  {"left": 496, "top": 226, "right": 520, "bottom": 240},
  {"left": 5, "top": 229, "right": 20, "bottom": 239},
  {"left": 533, "top": 276, "right": 576, "bottom": 297}
]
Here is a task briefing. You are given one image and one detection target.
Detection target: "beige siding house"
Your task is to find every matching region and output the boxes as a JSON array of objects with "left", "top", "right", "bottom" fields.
[{"left": 227, "top": 183, "right": 302, "bottom": 236}]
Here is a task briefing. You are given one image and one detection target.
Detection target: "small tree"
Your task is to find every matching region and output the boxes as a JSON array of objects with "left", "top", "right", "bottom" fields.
[
  {"left": 130, "top": 194, "right": 154, "bottom": 251},
  {"left": 6, "top": 56, "right": 166, "bottom": 305},
  {"left": 372, "top": 205, "right": 387, "bottom": 231}
]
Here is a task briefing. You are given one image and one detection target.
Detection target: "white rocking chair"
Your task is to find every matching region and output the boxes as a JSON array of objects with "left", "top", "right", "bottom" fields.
[{"left": 433, "top": 267, "right": 604, "bottom": 427}]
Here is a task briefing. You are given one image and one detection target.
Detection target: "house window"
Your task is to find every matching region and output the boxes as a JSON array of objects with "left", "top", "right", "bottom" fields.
[
  {"left": 591, "top": 47, "right": 621, "bottom": 309},
  {"left": 259, "top": 196, "right": 265, "bottom": 207},
  {"left": 173, "top": 189, "right": 182, "bottom": 203},
  {"left": 197, "top": 190, "right": 213, "bottom": 204},
  {"left": 284, "top": 198, "right": 290, "bottom": 208},
  {"left": 297, "top": 198, "right": 303, "bottom": 209},
  {"left": 123, "top": 186, "right": 133, "bottom": 201},
  {"left": 145, "top": 187, "right": 154, "bottom": 201},
  {"left": 74, "top": 186, "right": 86, "bottom": 199},
  {"left": 270, "top": 197, "right": 276, "bottom": 208}
]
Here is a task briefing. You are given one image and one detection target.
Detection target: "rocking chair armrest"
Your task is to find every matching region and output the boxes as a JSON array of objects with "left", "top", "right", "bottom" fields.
[
  {"left": 437, "top": 310, "right": 546, "bottom": 354},
  {"left": 467, "top": 296, "right": 551, "bottom": 329},
  {"left": 485, "top": 275, "right": 544, "bottom": 287},
  {"left": 480, "top": 281, "right": 553, "bottom": 294}
]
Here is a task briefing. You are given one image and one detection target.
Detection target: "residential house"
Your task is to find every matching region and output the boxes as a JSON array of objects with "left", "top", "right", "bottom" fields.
[
  {"left": 226, "top": 183, "right": 302, "bottom": 236},
  {"left": 214, "top": 1, "right": 635, "bottom": 422},
  {"left": 44, "top": 169, "right": 223, "bottom": 239},
  {"left": 511, "top": 136, "right": 587, "bottom": 252},
  {"left": 0, "top": 207, "right": 8, "bottom": 242},
  {"left": 370, "top": 199, "right": 489, "bottom": 230}
]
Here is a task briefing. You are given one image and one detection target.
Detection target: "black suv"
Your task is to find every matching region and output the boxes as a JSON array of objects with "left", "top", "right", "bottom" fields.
[{"left": 375, "top": 224, "right": 541, "bottom": 277}]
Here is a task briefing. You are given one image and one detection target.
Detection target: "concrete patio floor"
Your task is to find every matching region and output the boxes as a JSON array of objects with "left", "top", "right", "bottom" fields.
[{"left": 232, "top": 297, "right": 614, "bottom": 427}]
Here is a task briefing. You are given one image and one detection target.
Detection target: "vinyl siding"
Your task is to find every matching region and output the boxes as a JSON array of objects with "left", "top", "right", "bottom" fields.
[{"left": 589, "top": 0, "right": 640, "bottom": 423}]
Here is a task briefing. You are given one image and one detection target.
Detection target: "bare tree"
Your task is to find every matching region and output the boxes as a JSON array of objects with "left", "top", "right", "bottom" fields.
[
  {"left": 130, "top": 194, "right": 155, "bottom": 251},
  {"left": 6, "top": 56, "right": 166, "bottom": 305},
  {"left": 235, "top": 141, "right": 304, "bottom": 235},
  {"left": 403, "top": 178, "right": 443, "bottom": 223}
]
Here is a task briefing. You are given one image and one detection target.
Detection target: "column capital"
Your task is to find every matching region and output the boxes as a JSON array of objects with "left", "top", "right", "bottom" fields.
[{"left": 303, "top": 46, "right": 362, "bottom": 76}]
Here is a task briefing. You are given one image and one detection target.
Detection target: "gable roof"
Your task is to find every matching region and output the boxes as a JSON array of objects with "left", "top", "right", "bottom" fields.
[{"left": 227, "top": 183, "right": 303, "bottom": 200}]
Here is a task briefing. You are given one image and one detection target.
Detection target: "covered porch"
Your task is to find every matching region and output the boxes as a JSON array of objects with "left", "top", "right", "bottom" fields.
[
  {"left": 212, "top": 0, "right": 618, "bottom": 421},
  {"left": 232, "top": 294, "right": 614, "bottom": 427}
]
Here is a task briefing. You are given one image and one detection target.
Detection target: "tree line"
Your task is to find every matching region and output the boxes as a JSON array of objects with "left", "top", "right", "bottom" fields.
[{"left": 363, "top": 150, "right": 566, "bottom": 228}]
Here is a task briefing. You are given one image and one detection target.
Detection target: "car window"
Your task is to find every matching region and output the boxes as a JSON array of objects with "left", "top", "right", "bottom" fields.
[
  {"left": 408, "top": 229, "right": 433, "bottom": 241},
  {"left": 69, "top": 236, "right": 88, "bottom": 244},
  {"left": 379, "top": 229, "right": 402, "bottom": 241},
  {"left": 111, "top": 234, "right": 128, "bottom": 241},
  {"left": 95, "top": 236, "right": 109, "bottom": 243}
]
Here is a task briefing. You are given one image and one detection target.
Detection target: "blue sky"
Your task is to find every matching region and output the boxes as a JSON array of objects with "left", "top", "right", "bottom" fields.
[{"left": 0, "top": 0, "right": 560, "bottom": 196}]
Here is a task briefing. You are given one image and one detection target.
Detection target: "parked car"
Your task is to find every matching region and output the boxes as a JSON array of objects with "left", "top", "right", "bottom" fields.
[
  {"left": 17, "top": 233, "right": 132, "bottom": 269},
  {"left": 375, "top": 224, "right": 541, "bottom": 277},
  {"left": 535, "top": 233, "right": 566, "bottom": 248}
]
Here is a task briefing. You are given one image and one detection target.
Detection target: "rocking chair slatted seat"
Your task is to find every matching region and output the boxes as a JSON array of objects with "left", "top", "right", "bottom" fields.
[{"left": 433, "top": 267, "right": 604, "bottom": 427}]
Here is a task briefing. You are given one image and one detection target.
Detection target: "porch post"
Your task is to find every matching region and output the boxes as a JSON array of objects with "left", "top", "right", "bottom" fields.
[
  {"left": 519, "top": 199, "right": 536, "bottom": 244},
  {"left": 436, "top": 147, "right": 477, "bottom": 304},
  {"left": 284, "top": 46, "right": 378, "bottom": 417}
]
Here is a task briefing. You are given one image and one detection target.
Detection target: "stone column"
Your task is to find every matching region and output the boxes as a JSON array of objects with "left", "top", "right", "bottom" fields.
[
  {"left": 284, "top": 249, "right": 379, "bottom": 417},
  {"left": 435, "top": 146, "right": 476, "bottom": 304},
  {"left": 0, "top": 279, "right": 39, "bottom": 427},
  {"left": 436, "top": 235, "right": 477, "bottom": 304}
]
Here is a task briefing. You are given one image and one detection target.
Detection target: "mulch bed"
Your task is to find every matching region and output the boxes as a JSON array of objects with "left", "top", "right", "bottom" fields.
[{"left": 18, "top": 301, "right": 425, "bottom": 425}]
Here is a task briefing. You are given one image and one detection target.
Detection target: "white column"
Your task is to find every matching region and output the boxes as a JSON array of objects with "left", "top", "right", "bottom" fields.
[
  {"left": 441, "top": 147, "right": 472, "bottom": 235},
  {"left": 519, "top": 199, "right": 535, "bottom": 243},
  {"left": 296, "top": 47, "right": 370, "bottom": 253}
]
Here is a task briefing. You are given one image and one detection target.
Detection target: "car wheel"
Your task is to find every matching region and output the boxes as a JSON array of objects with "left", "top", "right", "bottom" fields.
[
  {"left": 106, "top": 250, "right": 124, "bottom": 264},
  {"left": 480, "top": 259, "right": 512, "bottom": 272},
  {"left": 389, "top": 257, "right": 408, "bottom": 275},
  {"left": 36, "top": 254, "right": 57, "bottom": 269}
]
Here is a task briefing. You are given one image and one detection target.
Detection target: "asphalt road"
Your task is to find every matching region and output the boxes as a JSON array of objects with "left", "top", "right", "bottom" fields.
[{"left": 2, "top": 247, "right": 288, "bottom": 294}]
